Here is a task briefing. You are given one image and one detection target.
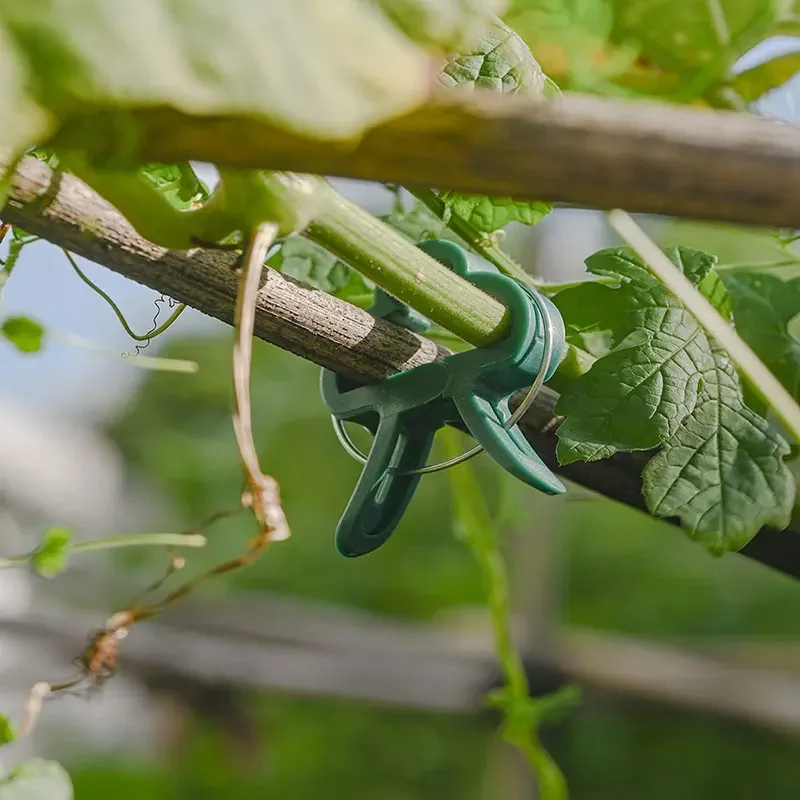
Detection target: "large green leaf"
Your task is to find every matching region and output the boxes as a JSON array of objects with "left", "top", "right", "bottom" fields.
[
  {"left": 723, "top": 272, "right": 800, "bottom": 400},
  {"left": 554, "top": 246, "right": 794, "bottom": 553},
  {"left": 554, "top": 247, "right": 718, "bottom": 464},
  {"left": 643, "top": 346, "right": 794, "bottom": 554},
  {"left": 0, "top": 760, "right": 73, "bottom": 800},
  {"left": 0, "top": 0, "right": 502, "bottom": 152}
]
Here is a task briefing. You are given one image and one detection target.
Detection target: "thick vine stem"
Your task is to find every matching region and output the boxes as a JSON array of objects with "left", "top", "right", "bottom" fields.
[
  {"left": 305, "top": 180, "right": 508, "bottom": 346},
  {"left": 3, "top": 156, "right": 800, "bottom": 581}
]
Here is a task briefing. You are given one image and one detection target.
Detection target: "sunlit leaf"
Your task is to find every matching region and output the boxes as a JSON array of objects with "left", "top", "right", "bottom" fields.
[
  {"left": 0, "top": 716, "right": 15, "bottom": 747},
  {"left": 732, "top": 51, "right": 800, "bottom": 102},
  {"left": 30, "top": 526, "right": 73, "bottom": 578},
  {"left": 1, "top": 316, "right": 44, "bottom": 353},
  {"left": 555, "top": 246, "right": 794, "bottom": 554},
  {"left": 0, "top": 0, "right": 449, "bottom": 147}
]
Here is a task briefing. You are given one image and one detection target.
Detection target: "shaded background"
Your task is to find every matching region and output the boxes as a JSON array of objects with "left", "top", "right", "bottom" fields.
[{"left": 1, "top": 31, "right": 800, "bottom": 800}]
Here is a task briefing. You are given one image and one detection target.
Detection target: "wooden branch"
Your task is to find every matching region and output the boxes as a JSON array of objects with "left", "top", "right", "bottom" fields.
[
  {"left": 55, "top": 90, "right": 800, "bottom": 230},
  {"left": 3, "top": 155, "right": 800, "bottom": 580}
]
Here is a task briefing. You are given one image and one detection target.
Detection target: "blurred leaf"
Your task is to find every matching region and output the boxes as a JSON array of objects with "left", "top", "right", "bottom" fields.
[
  {"left": 1, "top": 316, "right": 44, "bottom": 353},
  {"left": 438, "top": 18, "right": 551, "bottom": 232},
  {"left": 107, "top": 334, "right": 485, "bottom": 619},
  {"left": 380, "top": 203, "right": 450, "bottom": 242},
  {"left": 0, "top": 716, "right": 15, "bottom": 747},
  {"left": 505, "top": 0, "right": 637, "bottom": 90},
  {"left": 268, "top": 236, "right": 374, "bottom": 306},
  {"left": 0, "top": 760, "right": 73, "bottom": 800},
  {"left": 377, "top": 0, "right": 505, "bottom": 51},
  {"left": 732, "top": 50, "right": 800, "bottom": 101},
  {"left": 723, "top": 272, "right": 800, "bottom": 399},
  {"left": 0, "top": 25, "right": 52, "bottom": 155},
  {"left": 0, "top": 0, "right": 445, "bottom": 150},
  {"left": 31, "top": 526, "right": 73, "bottom": 578},
  {"left": 140, "top": 163, "right": 210, "bottom": 210},
  {"left": 609, "top": 0, "right": 780, "bottom": 81}
]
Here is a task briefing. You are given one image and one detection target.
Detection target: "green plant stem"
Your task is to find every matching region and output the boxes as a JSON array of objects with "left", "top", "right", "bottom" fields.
[
  {"left": 63, "top": 249, "right": 186, "bottom": 341},
  {"left": 306, "top": 182, "right": 509, "bottom": 346},
  {"left": 0, "top": 556, "right": 29, "bottom": 570},
  {"left": 0, "top": 532, "right": 206, "bottom": 570},
  {"left": 442, "top": 429, "right": 568, "bottom": 800},
  {"left": 410, "top": 188, "right": 540, "bottom": 289},
  {"left": 69, "top": 533, "right": 206, "bottom": 553}
]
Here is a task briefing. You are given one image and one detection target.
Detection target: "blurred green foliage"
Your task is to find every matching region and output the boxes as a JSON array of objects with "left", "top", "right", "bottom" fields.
[{"left": 65, "top": 330, "right": 800, "bottom": 797}]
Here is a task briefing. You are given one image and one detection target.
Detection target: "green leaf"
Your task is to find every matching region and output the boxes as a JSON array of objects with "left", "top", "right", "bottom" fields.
[
  {"left": 380, "top": 202, "right": 453, "bottom": 243},
  {"left": 440, "top": 17, "right": 545, "bottom": 94},
  {"left": 732, "top": 51, "right": 800, "bottom": 102},
  {"left": 440, "top": 193, "right": 552, "bottom": 233},
  {"left": 0, "top": 716, "right": 15, "bottom": 746},
  {"left": 1, "top": 316, "right": 44, "bottom": 353},
  {"left": 0, "top": 760, "right": 73, "bottom": 800},
  {"left": 140, "top": 163, "right": 210, "bottom": 210},
  {"left": 609, "top": 0, "right": 781, "bottom": 81},
  {"left": 0, "top": 25, "right": 52, "bottom": 154},
  {"left": 268, "top": 237, "right": 374, "bottom": 306},
  {"left": 30, "top": 527, "right": 72, "bottom": 578},
  {"left": 505, "top": 0, "right": 638, "bottom": 90},
  {"left": 554, "top": 247, "right": 719, "bottom": 464},
  {"left": 554, "top": 245, "right": 794, "bottom": 553},
  {"left": 0, "top": 0, "right": 452, "bottom": 147},
  {"left": 438, "top": 18, "right": 552, "bottom": 232},
  {"left": 723, "top": 272, "right": 800, "bottom": 400},
  {"left": 376, "top": 0, "right": 505, "bottom": 52},
  {"left": 643, "top": 345, "right": 794, "bottom": 554}
]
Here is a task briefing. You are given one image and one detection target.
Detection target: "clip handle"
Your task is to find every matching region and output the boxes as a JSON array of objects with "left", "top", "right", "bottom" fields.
[
  {"left": 456, "top": 393, "right": 566, "bottom": 495},
  {"left": 335, "top": 414, "right": 436, "bottom": 557}
]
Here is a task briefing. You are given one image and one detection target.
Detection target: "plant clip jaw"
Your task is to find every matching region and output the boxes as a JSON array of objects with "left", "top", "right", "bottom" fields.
[{"left": 321, "top": 240, "right": 567, "bottom": 558}]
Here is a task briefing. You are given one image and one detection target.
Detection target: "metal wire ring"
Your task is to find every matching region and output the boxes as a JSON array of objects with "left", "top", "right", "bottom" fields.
[{"left": 330, "top": 288, "right": 555, "bottom": 476}]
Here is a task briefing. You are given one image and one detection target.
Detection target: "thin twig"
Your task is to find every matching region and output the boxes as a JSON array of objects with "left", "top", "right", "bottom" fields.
[{"left": 231, "top": 222, "right": 290, "bottom": 540}]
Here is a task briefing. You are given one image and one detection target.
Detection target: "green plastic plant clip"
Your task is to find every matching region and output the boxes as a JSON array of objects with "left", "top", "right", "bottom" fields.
[{"left": 321, "top": 240, "right": 567, "bottom": 557}]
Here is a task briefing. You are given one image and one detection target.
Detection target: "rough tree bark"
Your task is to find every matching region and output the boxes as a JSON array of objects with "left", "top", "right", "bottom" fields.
[{"left": 3, "top": 156, "right": 800, "bottom": 580}]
